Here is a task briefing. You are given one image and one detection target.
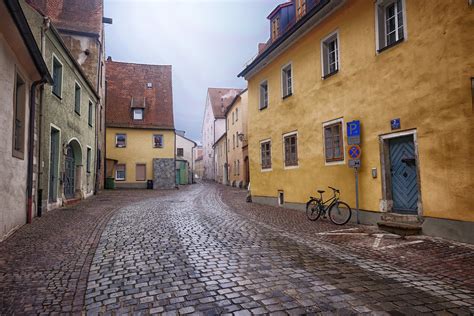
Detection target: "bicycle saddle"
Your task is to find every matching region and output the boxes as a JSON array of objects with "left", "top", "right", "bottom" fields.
[{"left": 317, "top": 190, "right": 325, "bottom": 194}]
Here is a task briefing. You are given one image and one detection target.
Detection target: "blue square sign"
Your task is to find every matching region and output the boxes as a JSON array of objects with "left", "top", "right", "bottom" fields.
[
  {"left": 347, "top": 120, "right": 360, "bottom": 137},
  {"left": 391, "top": 118, "right": 401, "bottom": 130}
]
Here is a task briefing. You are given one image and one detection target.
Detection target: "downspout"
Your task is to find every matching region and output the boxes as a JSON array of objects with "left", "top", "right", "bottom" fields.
[
  {"left": 191, "top": 142, "right": 196, "bottom": 184},
  {"left": 36, "top": 17, "right": 50, "bottom": 216},
  {"left": 213, "top": 119, "right": 216, "bottom": 181},
  {"left": 27, "top": 78, "right": 47, "bottom": 224},
  {"left": 225, "top": 117, "right": 229, "bottom": 185},
  {"left": 174, "top": 130, "right": 177, "bottom": 188},
  {"left": 94, "top": 36, "right": 103, "bottom": 194}
]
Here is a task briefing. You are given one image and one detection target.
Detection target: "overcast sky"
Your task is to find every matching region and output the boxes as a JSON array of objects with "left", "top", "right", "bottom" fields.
[{"left": 104, "top": 0, "right": 281, "bottom": 143}]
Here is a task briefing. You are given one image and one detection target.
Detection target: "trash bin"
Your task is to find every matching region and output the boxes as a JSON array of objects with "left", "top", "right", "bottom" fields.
[
  {"left": 147, "top": 180, "right": 153, "bottom": 190},
  {"left": 105, "top": 177, "right": 115, "bottom": 189}
]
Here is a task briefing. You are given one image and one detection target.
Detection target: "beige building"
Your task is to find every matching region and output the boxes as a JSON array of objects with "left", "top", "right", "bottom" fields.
[
  {"left": 213, "top": 133, "right": 227, "bottom": 184},
  {"left": 225, "top": 89, "right": 249, "bottom": 188},
  {"left": 0, "top": 0, "right": 52, "bottom": 241},
  {"left": 194, "top": 146, "right": 203, "bottom": 180}
]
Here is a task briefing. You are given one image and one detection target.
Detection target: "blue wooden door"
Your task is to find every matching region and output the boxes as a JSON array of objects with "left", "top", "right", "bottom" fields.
[{"left": 389, "top": 135, "right": 419, "bottom": 213}]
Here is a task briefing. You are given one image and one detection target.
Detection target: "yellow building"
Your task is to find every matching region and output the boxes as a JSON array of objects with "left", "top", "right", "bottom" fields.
[
  {"left": 239, "top": 0, "right": 474, "bottom": 243},
  {"left": 213, "top": 133, "right": 227, "bottom": 185},
  {"left": 105, "top": 60, "right": 176, "bottom": 189},
  {"left": 225, "top": 89, "right": 250, "bottom": 188}
]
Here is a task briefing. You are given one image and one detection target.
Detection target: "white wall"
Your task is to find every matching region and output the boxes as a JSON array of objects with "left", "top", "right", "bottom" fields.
[
  {"left": 202, "top": 93, "right": 215, "bottom": 180},
  {"left": 0, "top": 35, "right": 31, "bottom": 241}
]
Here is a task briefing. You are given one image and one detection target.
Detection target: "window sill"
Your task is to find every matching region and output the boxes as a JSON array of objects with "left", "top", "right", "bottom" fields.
[
  {"left": 322, "top": 69, "right": 338, "bottom": 80},
  {"left": 259, "top": 105, "right": 268, "bottom": 111},
  {"left": 282, "top": 93, "right": 293, "bottom": 100},
  {"left": 116, "top": 145, "right": 126, "bottom": 148},
  {"left": 377, "top": 38, "right": 404, "bottom": 54},
  {"left": 75, "top": 110, "right": 81, "bottom": 116},
  {"left": 261, "top": 168, "right": 272, "bottom": 172},
  {"left": 88, "top": 123, "right": 93, "bottom": 128},
  {"left": 12, "top": 150, "right": 25, "bottom": 160},
  {"left": 284, "top": 164, "right": 299, "bottom": 170},
  {"left": 325, "top": 159, "right": 345, "bottom": 166},
  {"left": 52, "top": 92, "right": 62, "bottom": 100}
]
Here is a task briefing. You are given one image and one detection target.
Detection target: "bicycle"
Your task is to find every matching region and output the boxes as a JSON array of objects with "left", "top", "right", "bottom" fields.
[{"left": 306, "top": 186, "right": 352, "bottom": 225}]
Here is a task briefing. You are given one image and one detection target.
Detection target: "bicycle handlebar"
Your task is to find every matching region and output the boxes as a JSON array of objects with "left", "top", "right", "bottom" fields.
[{"left": 328, "top": 186, "right": 340, "bottom": 193}]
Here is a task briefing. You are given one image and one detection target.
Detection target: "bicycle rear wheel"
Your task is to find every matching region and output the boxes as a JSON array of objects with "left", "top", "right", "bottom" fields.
[
  {"left": 306, "top": 199, "right": 321, "bottom": 221},
  {"left": 329, "top": 201, "right": 352, "bottom": 225}
]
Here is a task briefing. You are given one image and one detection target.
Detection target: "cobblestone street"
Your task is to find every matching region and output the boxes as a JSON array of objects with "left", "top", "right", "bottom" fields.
[{"left": 1, "top": 183, "right": 474, "bottom": 315}]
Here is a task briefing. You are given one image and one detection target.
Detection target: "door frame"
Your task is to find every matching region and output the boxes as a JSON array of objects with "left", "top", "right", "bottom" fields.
[
  {"left": 48, "top": 124, "right": 61, "bottom": 204},
  {"left": 379, "top": 129, "right": 423, "bottom": 216}
]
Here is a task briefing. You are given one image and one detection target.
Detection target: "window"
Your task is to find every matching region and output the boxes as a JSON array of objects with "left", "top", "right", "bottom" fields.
[
  {"left": 296, "top": 0, "right": 306, "bottom": 19},
  {"left": 259, "top": 81, "right": 268, "bottom": 110},
  {"left": 236, "top": 132, "right": 239, "bottom": 148},
  {"left": 376, "top": 0, "right": 405, "bottom": 52},
  {"left": 235, "top": 108, "right": 238, "bottom": 121},
  {"left": 116, "top": 164, "right": 126, "bottom": 181},
  {"left": 237, "top": 160, "right": 240, "bottom": 176},
  {"left": 321, "top": 32, "right": 339, "bottom": 78},
  {"left": 74, "top": 83, "right": 81, "bottom": 114},
  {"left": 324, "top": 122, "right": 344, "bottom": 162},
  {"left": 133, "top": 108, "right": 144, "bottom": 120},
  {"left": 228, "top": 139, "right": 230, "bottom": 152},
  {"left": 86, "top": 147, "right": 92, "bottom": 173},
  {"left": 233, "top": 134, "right": 235, "bottom": 149},
  {"left": 88, "top": 100, "right": 93, "bottom": 126},
  {"left": 116, "top": 134, "right": 126, "bottom": 148},
  {"left": 153, "top": 134, "right": 163, "bottom": 148},
  {"left": 284, "top": 133, "right": 298, "bottom": 167},
  {"left": 12, "top": 73, "right": 25, "bottom": 159},
  {"left": 282, "top": 64, "right": 292, "bottom": 98},
  {"left": 260, "top": 140, "right": 272, "bottom": 170},
  {"left": 146, "top": 82, "right": 153, "bottom": 88},
  {"left": 177, "top": 148, "right": 184, "bottom": 157},
  {"left": 232, "top": 112, "right": 234, "bottom": 124},
  {"left": 136, "top": 164, "right": 146, "bottom": 181},
  {"left": 52, "top": 56, "right": 62, "bottom": 97},
  {"left": 271, "top": 16, "right": 280, "bottom": 41}
]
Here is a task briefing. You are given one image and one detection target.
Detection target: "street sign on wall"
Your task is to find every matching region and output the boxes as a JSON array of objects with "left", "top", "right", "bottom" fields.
[{"left": 347, "top": 120, "right": 360, "bottom": 145}]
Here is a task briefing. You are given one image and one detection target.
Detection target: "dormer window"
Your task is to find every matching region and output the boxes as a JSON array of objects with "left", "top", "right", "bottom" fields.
[
  {"left": 296, "top": 0, "right": 306, "bottom": 20},
  {"left": 133, "top": 108, "right": 144, "bottom": 120},
  {"left": 146, "top": 82, "right": 153, "bottom": 88}
]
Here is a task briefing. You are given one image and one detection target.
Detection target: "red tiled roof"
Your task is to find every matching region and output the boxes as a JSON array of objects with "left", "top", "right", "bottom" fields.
[
  {"left": 208, "top": 88, "right": 242, "bottom": 119},
  {"left": 105, "top": 60, "right": 174, "bottom": 130},
  {"left": 26, "top": 0, "right": 103, "bottom": 35}
]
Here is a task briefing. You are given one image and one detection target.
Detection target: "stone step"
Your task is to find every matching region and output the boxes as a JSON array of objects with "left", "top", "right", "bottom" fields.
[
  {"left": 380, "top": 212, "right": 422, "bottom": 224},
  {"left": 377, "top": 221, "right": 422, "bottom": 237}
]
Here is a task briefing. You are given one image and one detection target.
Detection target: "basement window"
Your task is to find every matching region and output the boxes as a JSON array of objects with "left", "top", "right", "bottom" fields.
[{"left": 278, "top": 191, "right": 284, "bottom": 206}]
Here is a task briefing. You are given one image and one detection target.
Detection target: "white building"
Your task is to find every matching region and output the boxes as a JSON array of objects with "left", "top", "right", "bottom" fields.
[
  {"left": 175, "top": 130, "right": 197, "bottom": 184},
  {"left": 201, "top": 88, "right": 241, "bottom": 181}
]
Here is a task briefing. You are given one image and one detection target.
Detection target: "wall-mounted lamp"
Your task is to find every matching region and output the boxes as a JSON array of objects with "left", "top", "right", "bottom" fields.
[{"left": 237, "top": 133, "right": 246, "bottom": 142}]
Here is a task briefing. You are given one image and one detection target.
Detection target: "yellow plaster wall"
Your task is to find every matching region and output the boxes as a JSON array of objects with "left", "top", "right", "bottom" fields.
[
  {"left": 106, "top": 128, "right": 175, "bottom": 183},
  {"left": 227, "top": 91, "right": 249, "bottom": 184},
  {"left": 247, "top": 1, "right": 474, "bottom": 222}
]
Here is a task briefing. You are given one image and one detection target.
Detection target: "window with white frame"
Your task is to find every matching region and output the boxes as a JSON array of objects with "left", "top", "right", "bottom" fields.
[
  {"left": 52, "top": 56, "right": 62, "bottom": 97},
  {"left": 282, "top": 64, "right": 292, "bottom": 98},
  {"left": 259, "top": 80, "right": 268, "bottom": 110},
  {"left": 283, "top": 132, "right": 298, "bottom": 167},
  {"left": 260, "top": 140, "right": 272, "bottom": 170},
  {"left": 133, "top": 108, "right": 144, "bottom": 120},
  {"left": 376, "top": 0, "right": 405, "bottom": 51},
  {"left": 321, "top": 32, "right": 339, "bottom": 78},
  {"left": 115, "top": 134, "right": 126, "bottom": 148},
  {"left": 324, "top": 121, "right": 344, "bottom": 162},
  {"left": 153, "top": 134, "right": 163, "bottom": 148},
  {"left": 116, "top": 164, "right": 126, "bottom": 181}
]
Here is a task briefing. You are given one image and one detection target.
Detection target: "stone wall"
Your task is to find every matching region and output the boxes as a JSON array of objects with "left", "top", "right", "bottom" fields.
[{"left": 153, "top": 158, "right": 175, "bottom": 189}]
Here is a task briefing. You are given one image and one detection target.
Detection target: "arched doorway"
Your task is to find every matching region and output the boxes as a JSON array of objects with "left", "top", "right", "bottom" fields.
[{"left": 64, "top": 139, "right": 83, "bottom": 200}]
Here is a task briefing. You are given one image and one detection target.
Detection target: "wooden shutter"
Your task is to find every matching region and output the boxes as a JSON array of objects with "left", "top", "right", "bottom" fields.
[{"left": 136, "top": 164, "right": 146, "bottom": 181}]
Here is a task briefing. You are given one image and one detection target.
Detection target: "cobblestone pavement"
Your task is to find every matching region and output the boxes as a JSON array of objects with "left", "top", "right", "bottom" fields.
[
  {"left": 1, "top": 183, "right": 473, "bottom": 315},
  {"left": 82, "top": 183, "right": 473, "bottom": 315},
  {"left": 0, "top": 190, "right": 167, "bottom": 314}
]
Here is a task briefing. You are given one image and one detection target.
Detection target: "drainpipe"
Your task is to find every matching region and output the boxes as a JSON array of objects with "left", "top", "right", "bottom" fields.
[
  {"left": 225, "top": 117, "right": 229, "bottom": 185},
  {"left": 27, "top": 78, "right": 47, "bottom": 224},
  {"left": 191, "top": 142, "right": 196, "bottom": 184}
]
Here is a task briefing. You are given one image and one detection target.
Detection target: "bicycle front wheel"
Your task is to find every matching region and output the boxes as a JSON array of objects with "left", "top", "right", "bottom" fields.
[
  {"left": 306, "top": 199, "right": 321, "bottom": 221},
  {"left": 329, "top": 201, "right": 352, "bottom": 225}
]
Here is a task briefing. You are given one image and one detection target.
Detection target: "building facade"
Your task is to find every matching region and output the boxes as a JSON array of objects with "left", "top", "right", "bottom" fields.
[
  {"left": 239, "top": 0, "right": 474, "bottom": 243},
  {"left": 201, "top": 88, "right": 241, "bottom": 181},
  {"left": 225, "top": 89, "right": 249, "bottom": 188},
  {"left": 0, "top": 0, "right": 51, "bottom": 241},
  {"left": 105, "top": 60, "right": 175, "bottom": 189},
  {"left": 176, "top": 130, "right": 197, "bottom": 184},
  {"left": 26, "top": 0, "right": 109, "bottom": 191},
  {"left": 213, "top": 133, "right": 227, "bottom": 185},
  {"left": 194, "top": 146, "right": 203, "bottom": 180},
  {"left": 22, "top": 1, "right": 100, "bottom": 211}
]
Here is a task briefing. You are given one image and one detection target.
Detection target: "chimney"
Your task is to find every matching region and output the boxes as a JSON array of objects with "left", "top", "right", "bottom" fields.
[
  {"left": 258, "top": 43, "right": 267, "bottom": 54},
  {"left": 107, "top": 56, "right": 112, "bottom": 61}
]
